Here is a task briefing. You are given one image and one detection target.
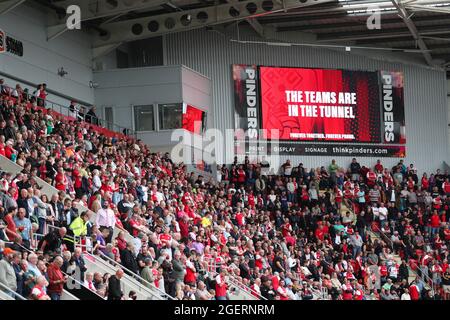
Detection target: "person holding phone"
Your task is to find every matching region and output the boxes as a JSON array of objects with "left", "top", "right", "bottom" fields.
[{"left": 47, "top": 255, "right": 67, "bottom": 300}]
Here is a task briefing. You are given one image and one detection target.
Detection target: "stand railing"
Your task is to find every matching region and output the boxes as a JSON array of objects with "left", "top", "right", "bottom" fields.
[
  {"left": 1, "top": 84, "right": 135, "bottom": 138},
  {"left": 202, "top": 259, "right": 266, "bottom": 300},
  {"left": 85, "top": 251, "right": 175, "bottom": 300},
  {"left": 0, "top": 282, "right": 27, "bottom": 300}
]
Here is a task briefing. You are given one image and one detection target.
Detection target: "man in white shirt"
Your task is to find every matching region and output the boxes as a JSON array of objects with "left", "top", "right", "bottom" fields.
[
  {"left": 92, "top": 170, "right": 102, "bottom": 192},
  {"left": 378, "top": 203, "right": 388, "bottom": 223},
  {"left": 372, "top": 206, "right": 380, "bottom": 220},
  {"left": 95, "top": 200, "right": 116, "bottom": 243},
  {"left": 401, "top": 288, "right": 411, "bottom": 300}
]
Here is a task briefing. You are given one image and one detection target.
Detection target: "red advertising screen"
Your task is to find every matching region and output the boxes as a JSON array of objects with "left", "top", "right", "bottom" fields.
[
  {"left": 260, "top": 66, "right": 383, "bottom": 142},
  {"left": 182, "top": 103, "right": 205, "bottom": 134}
]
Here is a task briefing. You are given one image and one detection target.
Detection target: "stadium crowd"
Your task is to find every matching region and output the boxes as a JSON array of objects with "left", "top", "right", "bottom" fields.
[{"left": 0, "top": 80, "right": 449, "bottom": 301}]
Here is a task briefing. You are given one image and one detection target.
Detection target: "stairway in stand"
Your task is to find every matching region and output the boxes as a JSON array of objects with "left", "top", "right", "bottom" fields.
[{"left": 323, "top": 189, "right": 420, "bottom": 288}]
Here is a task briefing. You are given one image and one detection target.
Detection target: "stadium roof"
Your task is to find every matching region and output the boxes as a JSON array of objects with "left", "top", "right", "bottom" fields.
[{"left": 25, "top": 0, "right": 450, "bottom": 74}]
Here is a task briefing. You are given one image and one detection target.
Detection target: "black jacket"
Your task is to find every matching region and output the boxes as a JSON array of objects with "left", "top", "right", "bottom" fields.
[
  {"left": 17, "top": 197, "right": 31, "bottom": 218},
  {"left": 107, "top": 275, "right": 123, "bottom": 300},
  {"left": 398, "top": 263, "right": 409, "bottom": 281},
  {"left": 4, "top": 126, "right": 16, "bottom": 141},
  {"left": 120, "top": 249, "right": 139, "bottom": 275}
]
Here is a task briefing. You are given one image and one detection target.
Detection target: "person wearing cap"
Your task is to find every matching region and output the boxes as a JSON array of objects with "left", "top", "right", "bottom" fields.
[{"left": 0, "top": 247, "right": 18, "bottom": 297}]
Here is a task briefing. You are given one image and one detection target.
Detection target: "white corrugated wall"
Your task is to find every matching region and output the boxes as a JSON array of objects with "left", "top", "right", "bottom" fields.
[{"left": 164, "top": 29, "right": 449, "bottom": 173}]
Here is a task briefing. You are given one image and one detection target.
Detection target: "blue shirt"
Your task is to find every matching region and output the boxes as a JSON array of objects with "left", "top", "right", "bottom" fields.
[
  {"left": 357, "top": 191, "right": 365, "bottom": 203},
  {"left": 14, "top": 216, "right": 32, "bottom": 241}
]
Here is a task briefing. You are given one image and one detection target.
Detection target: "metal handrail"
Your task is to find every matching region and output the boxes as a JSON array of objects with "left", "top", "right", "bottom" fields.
[
  {"left": 0, "top": 281, "right": 27, "bottom": 300},
  {"left": 0, "top": 85, "right": 135, "bottom": 138},
  {"left": 62, "top": 271, "right": 106, "bottom": 300},
  {"left": 371, "top": 219, "right": 437, "bottom": 298},
  {"left": 372, "top": 223, "right": 395, "bottom": 251},
  {"left": 410, "top": 260, "right": 437, "bottom": 299},
  {"left": 47, "top": 224, "right": 80, "bottom": 244},
  {"left": 87, "top": 251, "right": 175, "bottom": 300},
  {"left": 203, "top": 261, "right": 267, "bottom": 300}
]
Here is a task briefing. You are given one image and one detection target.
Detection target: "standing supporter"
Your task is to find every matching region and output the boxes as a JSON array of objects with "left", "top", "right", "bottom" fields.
[
  {"left": 47, "top": 256, "right": 67, "bottom": 300},
  {"left": 1, "top": 90, "right": 450, "bottom": 301}
]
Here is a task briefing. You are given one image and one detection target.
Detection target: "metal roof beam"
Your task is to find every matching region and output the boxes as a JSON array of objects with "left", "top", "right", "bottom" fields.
[
  {"left": 50, "top": 0, "right": 170, "bottom": 22},
  {"left": 276, "top": 13, "right": 450, "bottom": 32},
  {"left": 0, "top": 0, "right": 26, "bottom": 15},
  {"left": 317, "top": 24, "right": 450, "bottom": 42},
  {"left": 391, "top": 0, "right": 434, "bottom": 66},
  {"left": 264, "top": 0, "right": 450, "bottom": 18},
  {"left": 224, "top": 0, "right": 266, "bottom": 38},
  {"left": 47, "top": 0, "right": 169, "bottom": 41},
  {"left": 93, "top": 0, "right": 334, "bottom": 47},
  {"left": 246, "top": 17, "right": 265, "bottom": 38},
  {"left": 406, "top": 3, "right": 450, "bottom": 14},
  {"left": 260, "top": 11, "right": 350, "bottom": 23}
]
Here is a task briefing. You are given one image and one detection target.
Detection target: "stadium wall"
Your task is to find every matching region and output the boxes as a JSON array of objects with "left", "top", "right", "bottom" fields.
[
  {"left": 165, "top": 29, "right": 450, "bottom": 173},
  {"left": 94, "top": 65, "right": 212, "bottom": 148},
  {"left": 0, "top": 3, "right": 94, "bottom": 105}
]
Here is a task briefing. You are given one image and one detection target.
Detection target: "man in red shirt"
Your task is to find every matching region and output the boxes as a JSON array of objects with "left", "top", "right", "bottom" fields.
[
  {"left": 54, "top": 167, "right": 68, "bottom": 191},
  {"left": 159, "top": 227, "right": 173, "bottom": 247},
  {"left": 128, "top": 212, "right": 145, "bottom": 237},
  {"left": 184, "top": 253, "right": 197, "bottom": 286},
  {"left": 47, "top": 255, "right": 67, "bottom": 300},
  {"left": 315, "top": 224, "right": 325, "bottom": 241},
  {"left": 215, "top": 268, "right": 228, "bottom": 300},
  {"left": 3, "top": 206, "right": 18, "bottom": 241},
  {"left": 366, "top": 170, "right": 377, "bottom": 187},
  {"left": 409, "top": 280, "right": 421, "bottom": 300},
  {"left": 374, "top": 160, "right": 384, "bottom": 174},
  {"left": 442, "top": 178, "right": 450, "bottom": 196},
  {"left": 430, "top": 210, "right": 442, "bottom": 237}
]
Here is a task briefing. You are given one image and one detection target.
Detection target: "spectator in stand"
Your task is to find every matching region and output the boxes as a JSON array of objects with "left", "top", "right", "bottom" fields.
[
  {"left": 0, "top": 247, "right": 18, "bottom": 297},
  {"left": 70, "top": 247, "right": 87, "bottom": 281},
  {"left": 69, "top": 101, "right": 78, "bottom": 119},
  {"left": 215, "top": 268, "right": 228, "bottom": 300},
  {"left": 3, "top": 206, "right": 18, "bottom": 241},
  {"left": 47, "top": 255, "right": 67, "bottom": 300},
  {"left": 30, "top": 275, "right": 50, "bottom": 300},
  {"left": 0, "top": 79, "right": 7, "bottom": 95},
  {"left": 96, "top": 199, "right": 115, "bottom": 243},
  {"left": 2, "top": 85, "right": 450, "bottom": 301},
  {"left": 13, "top": 208, "right": 32, "bottom": 249},
  {"left": 34, "top": 84, "right": 47, "bottom": 108},
  {"left": 77, "top": 106, "right": 86, "bottom": 122},
  {"left": 38, "top": 227, "right": 66, "bottom": 255},
  {"left": 442, "top": 266, "right": 450, "bottom": 300},
  {"left": 108, "top": 269, "right": 124, "bottom": 300},
  {"left": 350, "top": 158, "right": 361, "bottom": 182},
  {"left": 85, "top": 106, "right": 99, "bottom": 125}
]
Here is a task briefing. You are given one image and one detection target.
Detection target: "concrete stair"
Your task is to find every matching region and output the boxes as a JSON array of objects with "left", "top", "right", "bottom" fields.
[{"left": 324, "top": 189, "right": 423, "bottom": 288}]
